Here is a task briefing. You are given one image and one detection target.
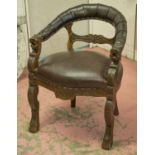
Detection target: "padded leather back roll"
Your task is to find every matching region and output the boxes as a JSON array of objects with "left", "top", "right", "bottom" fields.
[{"left": 37, "top": 4, "right": 127, "bottom": 43}]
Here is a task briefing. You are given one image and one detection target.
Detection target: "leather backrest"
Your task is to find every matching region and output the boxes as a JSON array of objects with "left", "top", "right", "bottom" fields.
[
  {"left": 33, "top": 3, "right": 127, "bottom": 62},
  {"left": 37, "top": 3, "right": 127, "bottom": 42}
]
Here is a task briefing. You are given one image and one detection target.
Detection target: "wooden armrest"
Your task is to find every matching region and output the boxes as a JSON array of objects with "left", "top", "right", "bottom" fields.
[
  {"left": 110, "top": 22, "right": 127, "bottom": 64},
  {"left": 28, "top": 36, "right": 42, "bottom": 72},
  {"left": 29, "top": 16, "right": 64, "bottom": 43}
]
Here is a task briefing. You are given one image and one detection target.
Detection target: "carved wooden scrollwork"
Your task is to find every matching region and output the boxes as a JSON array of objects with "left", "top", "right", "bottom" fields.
[
  {"left": 107, "top": 63, "right": 118, "bottom": 86},
  {"left": 72, "top": 33, "right": 114, "bottom": 45},
  {"left": 106, "top": 62, "right": 118, "bottom": 101},
  {"left": 65, "top": 22, "right": 115, "bottom": 51},
  {"left": 28, "top": 37, "right": 42, "bottom": 72}
]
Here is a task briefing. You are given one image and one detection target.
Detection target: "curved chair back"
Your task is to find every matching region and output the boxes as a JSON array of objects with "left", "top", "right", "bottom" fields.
[{"left": 34, "top": 4, "right": 127, "bottom": 63}]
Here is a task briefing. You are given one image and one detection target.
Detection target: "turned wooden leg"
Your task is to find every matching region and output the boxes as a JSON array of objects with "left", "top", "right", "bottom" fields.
[
  {"left": 28, "top": 83, "right": 39, "bottom": 133},
  {"left": 114, "top": 94, "right": 119, "bottom": 116},
  {"left": 71, "top": 97, "right": 76, "bottom": 108},
  {"left": 102, "top": 99, "right": 114, "bottom": 150}
]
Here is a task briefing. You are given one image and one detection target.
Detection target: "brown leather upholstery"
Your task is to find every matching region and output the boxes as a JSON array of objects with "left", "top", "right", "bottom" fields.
[{"left": 36, "top": 50, "right": 123, "bottom": 89}]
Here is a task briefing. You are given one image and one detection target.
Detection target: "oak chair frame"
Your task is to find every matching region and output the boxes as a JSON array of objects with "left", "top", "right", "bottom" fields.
[{"left": 28, "top": 4, "right": 127, "bottom": 150}]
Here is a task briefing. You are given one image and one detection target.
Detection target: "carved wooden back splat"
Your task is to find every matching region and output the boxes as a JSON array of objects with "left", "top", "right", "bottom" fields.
[{"left": 65, "top": 22, "right": 115, "bottom": 51}]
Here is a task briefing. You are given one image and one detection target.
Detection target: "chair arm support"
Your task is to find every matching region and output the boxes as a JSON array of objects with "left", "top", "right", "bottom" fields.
[
  {"left": 28, "top": 36, "right": 42, "bottom": 72},
  {"left": 106, "top": 62, "right": 118, "bottom": 100},
  {"left": 107, "top": 62, "right": 118, "bottom": 87}
]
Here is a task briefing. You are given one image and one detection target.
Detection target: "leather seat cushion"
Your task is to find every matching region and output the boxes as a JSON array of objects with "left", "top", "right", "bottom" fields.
[{"left": 36, "top": 51, "right": 122, "bottom": 89}]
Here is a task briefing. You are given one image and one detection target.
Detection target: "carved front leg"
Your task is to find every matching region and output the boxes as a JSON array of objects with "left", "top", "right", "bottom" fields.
[
  {"left": 102, "top": 63, "right": 117, "bottom": 150},
  {"left": 102, "top": 98, "right": 114, "bottom": 150},
  {"left": 28, "top": 35, "right": 41, "bottom": 133},
  {"left": 28, "top": 82, "right": 39, "bottom": 133}
]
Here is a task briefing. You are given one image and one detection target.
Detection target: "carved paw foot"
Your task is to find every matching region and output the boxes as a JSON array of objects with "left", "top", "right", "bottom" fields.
[
  {"left": 29, "top": 119, "right": 39, "bottom": 133},
  {"left": 102, "top": 134, "right": 113, "bottom": 150}
]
